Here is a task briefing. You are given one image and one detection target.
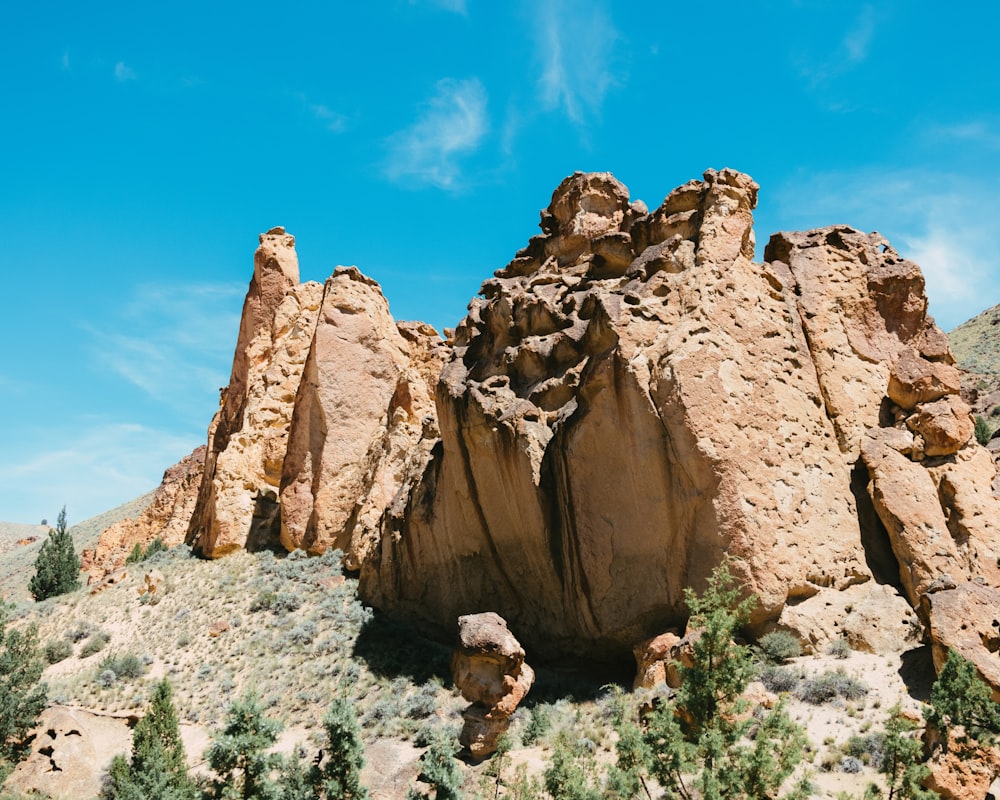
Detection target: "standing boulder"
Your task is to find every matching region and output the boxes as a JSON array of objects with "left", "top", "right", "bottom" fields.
[{"left": 451, "top": 612, "right": 534, "bottom": 760}]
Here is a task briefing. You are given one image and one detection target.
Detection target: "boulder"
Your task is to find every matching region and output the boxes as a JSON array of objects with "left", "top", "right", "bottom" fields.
[
  {"left": 632, "top": 630, "right": 695, "bottom": 690},
  {"left": 919, "top": 581, "right": 1000, "bottom": 700},
  {"left": 925, "top": 739, "right": 1000, "bottom": 800},
  {"left": 906, "top": 394, "right": 975, "bottom": 456},
  {"left": 888, "top": 347, "right": 962, "bottom": 410},
  {"left": 6, "top": 707, "right": 133, "bottom": 799},
  {"left": 451, "top": 612, "right": 534, "bottom": 759}
]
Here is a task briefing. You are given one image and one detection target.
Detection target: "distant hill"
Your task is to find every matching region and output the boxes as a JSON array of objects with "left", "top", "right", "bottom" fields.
[
  {"left": 949, "top": 302, "right": 1000, "bottom": 376},
  {"left": 948, "top": 304, "right": 1000, "bottom": 439},
  {"left": 0, "top": 490, "right": 156, "bottom": 603}
]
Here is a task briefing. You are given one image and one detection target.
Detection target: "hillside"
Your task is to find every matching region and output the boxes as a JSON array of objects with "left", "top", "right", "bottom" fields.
[
  {"left": 0, "top": 492, "right": 155, "bottom": 603},
  {"left": 948, "top": 304, "right": 1000, "bottom": 437}
]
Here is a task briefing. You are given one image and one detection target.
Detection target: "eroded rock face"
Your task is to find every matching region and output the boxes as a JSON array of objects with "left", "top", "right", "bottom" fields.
[
  {"left": 363, "top": 169, "right": 874, "bottom": 657},
  {"left": 451, "top": 612, "right": 534, "bottom": 760},
  {"left": 279, "top": 267, "right": 443, "bottom": 568},
  {"left": 187, "top": 228, "right": 323, "bottom": 557},
  {"left": 87, "top": 445, "right": 205, "bottom": 580},
  {"left": 6, "top": 707, "right": 133, "bottom": 800}
]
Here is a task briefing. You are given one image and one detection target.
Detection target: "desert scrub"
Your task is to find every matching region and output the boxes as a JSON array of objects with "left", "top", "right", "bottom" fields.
[
  {"left": 80, "top": 630, "right": 110, "bottom": 657},
  {"left": 795, "top": 669, "right": 868, "bottom": 704},
  {"left": 44, "top": 639, "right": 73, "bottom": 664},
  {"left": 98, "top": 653, "right": 147, "bottom": 683},
  {"left": 756, "top": 630, "right": 802, "bottom": 664},
  {"left": 758, "top": 664, "right": 802, "bottom": 694},
  {"left": 826, "top": 638, "right": 851, "bottom": 659}
]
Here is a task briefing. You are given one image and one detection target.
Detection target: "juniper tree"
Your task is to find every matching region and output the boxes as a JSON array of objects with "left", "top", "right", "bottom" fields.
[
  {"left": 317, "top": 695, "right": 368, "bottom": 800},
  {"left": 206, "top": 691, "right": 282, "bottom": 800},
  {"left": 925, "top": 648, "right": 1000, "bottom": 744},
  {"left": 0, "top": 600, "right": 47, "bottom": 778},
  {"left": 101, "top": 679, "right": 196, "bottom": 800},
  {"left": 879, "top": 705, "right": 933, "bottom": 800},
  {"left": 29, "top": 507, "right": 81, "bottom": 600},
  {"left": 643, "top": 560, "right": 810, "bottom": 800}
]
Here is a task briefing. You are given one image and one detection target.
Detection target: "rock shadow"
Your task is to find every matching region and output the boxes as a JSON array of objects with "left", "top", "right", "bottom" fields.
[
  {"left": 352, "top": 612, "right": 452, "bottom": 685},
  {"left": 898, "top": 644, "right": 936, "bottom": 702}
]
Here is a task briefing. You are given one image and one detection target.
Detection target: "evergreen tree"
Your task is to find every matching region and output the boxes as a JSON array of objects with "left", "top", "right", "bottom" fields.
[
  {"left": 101, "top": 680, "right": 196, "bottom": 800},
  {"left": 317, "top": 696, "right": 368, "bottom": 800},
  {"left": 925, "top": 648, "right": 1000, "bottom": 744},
  {"left": 206, "top": 691, "right": 282, "bottom": 800},
  {"left": 29, "top": 507, "right": 81, "bottom": 601},
  {"left": 0, "top": 600, "right": 47, "bottom": 778},
  {"left": 879, "top": 705, "right": 933, "bottom": 800},
  {"left": 643, "top": 560, "right": 810, "bottom": 800},
  {"left": 415, "top": 728, "right": 463, "bottom": 800}
]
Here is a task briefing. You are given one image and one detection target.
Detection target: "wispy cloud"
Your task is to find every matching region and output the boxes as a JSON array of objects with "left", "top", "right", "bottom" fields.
[
  {"left": 0, "top": 422, "right": 200, "bottom": 524},
  {"left": 843, "top": 5, "right": 875, "bottom": 63},
  {"left": 796, "top": 4, "right": 878, "bottom": 97},
  {"left": 114, "top": 61, "right": 136, "bottom": 82},
  {"left": 310, "top": 103, "right": 348, "bottom": 133},
  {"left": 771, "top": 169, "right": 1000, "bottom": 330},
  {"left": 384, "top": 77, "right": 488, "bottom": 190},
  {"left": 533, "top": 0, "right": 621, "bottom": 125},
  {"left": 85, "top": 282, "right": 243, "bottom": 421},
  {"left": 927, "top": 119, "right": 1000, "bottom": 150},
  {"left": 61, "top": 49, "right": 70, "bottom": 70}
]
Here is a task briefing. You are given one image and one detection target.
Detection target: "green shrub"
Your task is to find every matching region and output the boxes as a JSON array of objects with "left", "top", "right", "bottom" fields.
[
  {"left": 756, "top": 631, "right": 802, "bottom": 664},
  {"left": 43, "top": 639, "right": 73, "bottom": 664},
  {"left": 99, "top": 653, "right": 146, "bottom": 681},
  {"left": 80, "top": 632, "right": 110, "bottom": 658},
  {"left": 925, "top": 648, "right": 1000, "bottom": 743},
  {"left": 975, "top": 415, "right": 992, "bottom": 446},
  {"left": 758, "top": 664, "right": 801, "bottom": 694},
  {"left": 522, "top": 705, "right": 551, "bottom": 746},
  {"left": 249, "top": 591, "right": 276, "bottom": 612}
]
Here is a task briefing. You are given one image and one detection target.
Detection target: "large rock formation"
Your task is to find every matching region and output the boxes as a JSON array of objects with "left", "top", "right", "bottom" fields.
[
  {"left": 111, "top": 171, "right": 1000, "bottom": 679},
  {"left": 187, "top": 228, "right": 323, "bottom": 556}
]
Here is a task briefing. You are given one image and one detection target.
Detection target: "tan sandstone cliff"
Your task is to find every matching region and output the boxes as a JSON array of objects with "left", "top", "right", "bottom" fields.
[{"left": 101, "top": 171, "right": 1000, "bottom": 684}]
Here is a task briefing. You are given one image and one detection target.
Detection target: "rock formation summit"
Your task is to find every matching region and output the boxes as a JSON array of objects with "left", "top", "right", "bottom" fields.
[{"left": 99, "top": 170, "right": 1000, "bottom": 680}]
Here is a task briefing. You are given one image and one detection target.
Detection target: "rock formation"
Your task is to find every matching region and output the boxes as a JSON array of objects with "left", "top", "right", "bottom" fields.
[
  {"left": 451, "top": 612, "right": 534, "bottom": 759},
  {"left": 106, "top": 170, "right": 1000, "bottom": 687},
  {"left": 86, "top": 445, "right": 205, "bottom": 580},
  {"left": 278, "top": 267, "right": 443, "bottom": 569},
  {"left": 187, "top": 227, "right": 323, "bottom": 557}
]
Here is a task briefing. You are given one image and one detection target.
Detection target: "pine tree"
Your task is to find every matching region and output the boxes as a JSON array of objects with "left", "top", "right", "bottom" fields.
[
  {"left": 415, "top": 728, "right": 463, "bottom": 800},
  {"left": 206, "top": 691, "right": 282, "bottom": 800},
  {"left": 880, "top": 705, "right": 933, "bottom": 800},
  {"left": 101, "top": 680, "right": 196, "bottom": 800},
  {"left": 317, "top": 696, "right": 368, "bottom": 800},
  {"left": 0, "top": 600, "right": 48, "bottom": 778},
  {"left": 29, "top": 507, "right": 81, "bottom": 601},
  {"left": 643, "top": 559, "right": 810, "bottom": 800},
  {"left": 925, "top": 648, "right": 1000, "bottom": 744}
]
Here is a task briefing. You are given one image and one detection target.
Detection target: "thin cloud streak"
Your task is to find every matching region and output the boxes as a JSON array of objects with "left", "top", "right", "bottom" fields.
[
  {"left": 534, "top": 0, "right": 620, "bottom": 125},
  {"left": 86, "top": 281, "right": 242, "bottom": 420},
  {"left": 384, "top": 77, "right": 488, "bottom": 190},
  {"left": 114, "top": 61, "right": 136, "bottom": 81},
  {"left": 0, "top": 422, "right": 200, "bottom": 524}
]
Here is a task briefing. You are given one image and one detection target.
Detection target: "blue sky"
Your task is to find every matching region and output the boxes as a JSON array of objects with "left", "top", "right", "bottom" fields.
[{"left": 2, "top": 1, "right": 999, "bottom": 524}]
